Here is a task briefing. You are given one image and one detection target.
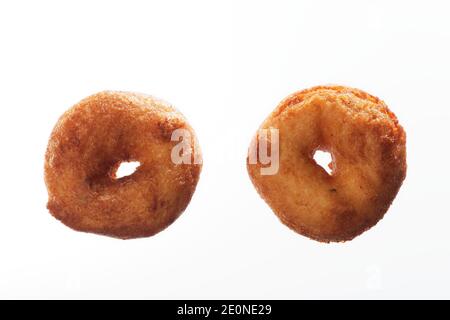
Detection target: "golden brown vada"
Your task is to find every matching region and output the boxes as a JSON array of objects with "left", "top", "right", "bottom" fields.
[
  {"left": 247, "top": 85, "right": 406, "bottom": 242},
  {"left": 45, "top": 91, "right": 202, "bottom": 239}
]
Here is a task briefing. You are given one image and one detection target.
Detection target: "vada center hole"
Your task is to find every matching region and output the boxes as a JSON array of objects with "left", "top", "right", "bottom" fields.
[
  {"left": 313, "top": 150, "right": 333, "bottom": 175},
  {"left": 114, "top": 161, "right": 141, "bottom": 179}
]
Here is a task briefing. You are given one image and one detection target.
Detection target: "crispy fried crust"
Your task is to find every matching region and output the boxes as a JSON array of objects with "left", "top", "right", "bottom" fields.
[
  {"left": 247, "top": 85, "right": 406, "bottom": 242},
  {"left": 45, "top": 91, "right": 202, "bottom": 239}
]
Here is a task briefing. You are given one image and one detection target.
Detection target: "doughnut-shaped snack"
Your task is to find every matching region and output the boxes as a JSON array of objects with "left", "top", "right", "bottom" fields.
[
  {"left": 45, "top": 91, "right": 201, "bottom": 239},
  {"left": 247, "top": 86, "right": 406, "bottom": 242}
]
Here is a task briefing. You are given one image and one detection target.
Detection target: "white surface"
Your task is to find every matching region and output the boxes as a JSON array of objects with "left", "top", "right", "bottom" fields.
[{"left": 0, "top": 0, "right": 449, "bottom": 299}]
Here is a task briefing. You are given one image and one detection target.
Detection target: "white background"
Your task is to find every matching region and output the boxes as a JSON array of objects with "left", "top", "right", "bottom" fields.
[{"left": 0, "top": 0, "right": 449, "bottom": 299}]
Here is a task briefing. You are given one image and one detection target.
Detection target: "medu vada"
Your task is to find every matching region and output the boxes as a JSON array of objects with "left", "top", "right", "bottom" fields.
[
  {"left": 45, "top": 91, "right": 202, "bottom": 239},
  {"left": 247, "top": 85, "right": 406, "bottom": 242}
]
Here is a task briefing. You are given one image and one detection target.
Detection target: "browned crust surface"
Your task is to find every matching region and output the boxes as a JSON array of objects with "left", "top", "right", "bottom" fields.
[
  {"left": 45, "top": 91, "right": 202, "bottom": 239},
  {"left": 247, "top": 85, "right": 406, "bottom": 242}
]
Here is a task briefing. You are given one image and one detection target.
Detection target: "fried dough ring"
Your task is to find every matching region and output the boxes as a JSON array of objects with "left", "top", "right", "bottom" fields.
[
  {"left": 45, "top": 91, "right": 202, "bottom": 239},
  {"left": 247, "top": 86, "right": 406, "bottom": 242}
]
